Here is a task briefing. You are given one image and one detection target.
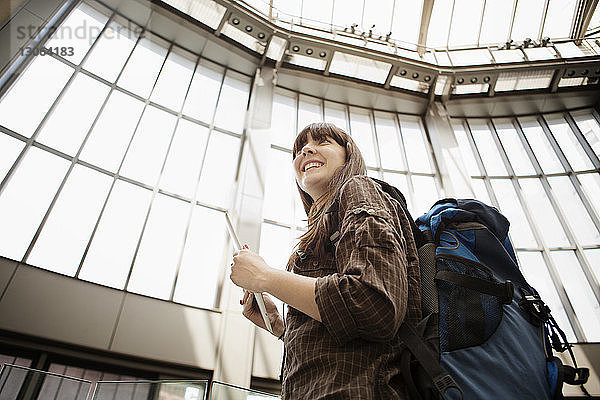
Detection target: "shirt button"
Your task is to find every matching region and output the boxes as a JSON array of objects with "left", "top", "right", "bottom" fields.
[{"left": 312, "top": 261, "right": 318, "bottom": 266}]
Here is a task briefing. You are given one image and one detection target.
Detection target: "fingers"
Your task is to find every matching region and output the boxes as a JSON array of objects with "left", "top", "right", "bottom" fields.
[{"left": 241, "top": 289, "right": 251, "bottom": 305}]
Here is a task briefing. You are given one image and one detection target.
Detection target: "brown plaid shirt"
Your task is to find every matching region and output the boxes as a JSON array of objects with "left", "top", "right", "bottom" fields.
[{"left": 281, "top": 176, "right": 422, "bottom": 399}]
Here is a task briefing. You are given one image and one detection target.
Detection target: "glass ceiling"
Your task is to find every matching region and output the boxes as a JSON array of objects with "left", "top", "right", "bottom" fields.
[{"left": 240, "top": 0, "right": 599, "bottom": 51}]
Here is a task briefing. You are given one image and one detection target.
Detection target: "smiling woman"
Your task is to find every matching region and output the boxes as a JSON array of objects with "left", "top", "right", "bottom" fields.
[{"left": 230, "top": 122, "right": 422, "bottom": 399}]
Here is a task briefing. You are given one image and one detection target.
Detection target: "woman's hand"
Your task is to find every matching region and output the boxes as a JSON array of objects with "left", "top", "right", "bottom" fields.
[
  {"left": 230, "top": 248, "right": 272, "bottom": 293},
  {"left": 241, "top": 290, "right": 285, "bottom": 338}
]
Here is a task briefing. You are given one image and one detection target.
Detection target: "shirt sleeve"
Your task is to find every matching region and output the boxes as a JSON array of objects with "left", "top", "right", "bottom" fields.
[{"left": 314, "top": 175, "right": 409, "bottom": 345}]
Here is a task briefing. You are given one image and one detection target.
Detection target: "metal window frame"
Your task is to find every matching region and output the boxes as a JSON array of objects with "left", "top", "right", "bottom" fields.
[{"left": 0, "top": 0, "right": 250, "bottom": 313}]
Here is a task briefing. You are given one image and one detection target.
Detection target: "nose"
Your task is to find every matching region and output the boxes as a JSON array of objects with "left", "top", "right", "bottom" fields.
[{"left": 300, "top": 143, "right": 315, "bottom": 157}]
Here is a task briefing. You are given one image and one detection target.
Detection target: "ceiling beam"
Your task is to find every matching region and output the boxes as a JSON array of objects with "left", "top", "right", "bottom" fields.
[
  {"left": 572, "top": 0, "right": 599, "bottom": 42},
  {"left": 417, "top": 0, "right": 435, "bottom": 56}
]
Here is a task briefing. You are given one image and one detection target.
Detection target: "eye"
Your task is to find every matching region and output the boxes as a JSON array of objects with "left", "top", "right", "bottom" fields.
[{"left": 319, "top": 138, "right": 331, "bottom": 144}]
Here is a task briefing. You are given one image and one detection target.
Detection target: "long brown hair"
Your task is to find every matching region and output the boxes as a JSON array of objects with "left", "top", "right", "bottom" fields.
[{"left": 288, "top": 122, "right": 366, "bottom": 269}]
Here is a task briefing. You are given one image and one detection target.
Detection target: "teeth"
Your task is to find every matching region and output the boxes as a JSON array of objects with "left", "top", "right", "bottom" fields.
[{"left": 304, "top": 162, "right": 323, "bottom": 171}]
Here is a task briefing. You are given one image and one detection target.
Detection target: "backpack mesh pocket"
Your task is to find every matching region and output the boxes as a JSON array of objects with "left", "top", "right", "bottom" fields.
[{"left": 437, "top": 257, "right": 504, "bottom": 352}]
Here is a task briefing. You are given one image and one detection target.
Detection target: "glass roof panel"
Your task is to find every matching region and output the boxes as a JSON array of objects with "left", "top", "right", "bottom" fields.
[
  {"left": 332, "top": 0, "right": 364, "bottom": 29},
  {"left": 362, "top": 0, "right": 394, "bottom": 36},
  {"left": 448, "top": 0, "right": 484, "bottom": 48},
  {"left": 272, "top": 0, "right": 301, "bottom": 21},
  {"left": 302, "top": 0, "right": 333, "bottom": 27},
  {"left": 511, "top": 0, "right": 545, "bottom": 42},
  {"left": 244, "top": 0, "right": 270, "bottom": 16},
  {"left": 543, "top": 0, "right": 577, "bottom": 39},
  {"left": 391, "top": 0, "right": 423, "bottom": 47},
  {"left": 479, "top": 0, "right": 515, "bottom": 46},
  {"left": 427, "top": 0, "right": 453, "bottom": 48}
]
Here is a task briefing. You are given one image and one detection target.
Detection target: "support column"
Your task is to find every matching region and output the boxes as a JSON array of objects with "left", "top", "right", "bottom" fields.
[
  {"left": 424, "top": 101, "right": 474, "bottom": 198},
  {"left": 212, "top": 66, "right": 275, "bottom": 388}
]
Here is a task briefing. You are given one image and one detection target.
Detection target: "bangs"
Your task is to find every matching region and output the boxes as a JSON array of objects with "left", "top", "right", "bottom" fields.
[{"left": 292, "top": 122, "right": 347, "bottom": 158}]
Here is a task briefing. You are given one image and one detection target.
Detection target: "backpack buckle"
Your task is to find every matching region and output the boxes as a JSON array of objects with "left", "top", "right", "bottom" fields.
[
  {"left": 502, "top": 280, "right": 514, "bottom": 304},
  {"left": 433, "top": 374, "right": 464, "bottom": 400},
  {"left": 521, "top": 291, "right": 551, "bottom": 322}
]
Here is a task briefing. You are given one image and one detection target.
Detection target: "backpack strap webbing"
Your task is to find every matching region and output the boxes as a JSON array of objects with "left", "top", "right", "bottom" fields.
[
  {"left": 398, "top": 323, "right": 464, "bottom": 400},
  {"left": 435, "top": 270, "right": 514, "bottom": 304}
]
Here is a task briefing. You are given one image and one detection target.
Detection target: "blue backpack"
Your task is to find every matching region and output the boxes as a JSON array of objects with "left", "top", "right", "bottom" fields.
[{"left": 369, "top": 179, "right": 591, "bottom": 400}]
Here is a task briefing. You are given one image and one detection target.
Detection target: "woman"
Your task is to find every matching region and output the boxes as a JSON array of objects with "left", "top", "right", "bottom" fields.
[{"left": 230, "top": 122, "right": 421, "bottom": 399}]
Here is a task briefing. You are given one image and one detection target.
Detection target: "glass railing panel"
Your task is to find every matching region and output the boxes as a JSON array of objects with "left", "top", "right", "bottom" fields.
[
  {"left": 92, "top": 380, "right": 208, "bottom": 400},
  {"left": 210, "top": 382, "right": 280, "bottom": 400},
  {"left": 0, "top": 364, "right": 92, "bottom": 400}
]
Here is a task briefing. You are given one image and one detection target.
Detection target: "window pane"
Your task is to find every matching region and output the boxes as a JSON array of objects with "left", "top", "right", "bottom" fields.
[
  {"left": 117, "top": 36, "right": 168, "bottom": 98},
  {"left": 260, "top": 223, "right": 293, "bottom": 272},
  {"left": 490, "top": 179, "right": 537, "bottom": 248},
  {"left": 36, "top": 73, "right": 110, "bottom": 155},
  {"left": 263, "top": 148, "right": 294, "bottom": 224},
  {"left": 448, "top": 0, "right": 484, "bottom": 48},
  {"left": 174, "top": 206, "right": 226, "bottom": 309},
  {"left": 119, "top": 105, "right": 178, "bottom": 185},
  {"left": 127, "top": 193, "right": 190, "bottom": 299},
  {"left": 517, "top": 251, "right": 576, "bottom": 342},
  {"left": 79, "top": 180, "right": 152, "bottom": 288},
  {"left": 543, "top": 0, "right": 578, "bottom": 38},
  {"left": 494, "top": 119, "right": 535, "bottom": 175},
  {"left": 570, "top": 110, "right": 600, "bottom": 158},
  {"left": 362, "top": 0, "right": 393, "bottom": 36},
  {"left": 271, "top": 91, "right": 297, "bottom": 149},
  {"left": 259, "top": 222, "right": 293, "bottom": 313},
  {"left": 583, "top": 249, "right": 600, "bottom": 288},
  {"left": 412, "top": 175, "right": 438, "bottom": 216},
  {"left": 391, "top": 0, "right": 422, "bottom": 47},
  {"left": 519, "top": 178, "right": 569, "bottom": 247},
  {"left": 519, "top": 117, "right": 564, "bottom": 174},
  {"left": 550, "top": 250, "right": 600, "bottom": 341},
  {"left": 45, "top": 4, "right": 108, "bottom": 65},
  {"left": 452, "top": 121, "right": 481, "bottom": 175},
  {"left": 182, "top": 59, "right": 224, "bottom": 123},
  {"left": 578, "top": 173, "right": 600, "bottom": 220},
  {"left": 548, "top": 176, "right": 600, "bottom": 245},
  {"left": 471, "top": 178, "right": 492, "bottom": 204},
  {"left": 0, "top": 147, "right": 70, "bottom": 260},
  {"left": 349, "top": 108, "right": 377, "bottom": 168},
  {"left": 28, "top": 165, "right": 112, "bottom": 275},
  {"left": 83, "top": 17, "right": 141, "bottom": 82},
  {"left": 383, "top": 172, "right": 410, "bottom": 212},
  {"left": 331, "top": 0, "right": 363, "bottom": 31},
  {"left": 79, "top": 90, "right": 145, "bottom": 172},
  {"left": 0, "top": 56, "right": 72, "bottom": 137},
  {"left": 400, "top": 117, "right": 431, "bottom": 173},
  {"left": 479, "top": 0, "right": 514, "bottom": 45},
  {"left": 468, "top": 120, "right": 508, "bottom": 176},
  {"left": 374, "top": 112, "right": 405, "bottom": 171},
  {"left": 150, "top": 48, "right": 196, "bottom": 112},
  {"left": 297, "top": 95, "right": 322, "bottom": 132},
  {"left": 427, "top": 0, "right": 453, "bottom": 48},
  {"left": 511, "top": 0, "right": 545, "bottom": 42},
  {"left": 545, "top": 114, "right": 594, "bottom": 171},
  {"left": 159, "top": 120, "right": 209, "bottom": 199},
  {"left": 324, "top": 102, "right": 348, "bottom": 132},
  {"left": 196, "top": 133, "right": 240, "bottom": 208},
  {"left": 213, "top": 71, "right": 250, "bottom": 133},
  {"left": 0, "top": 134, "right": 25, "bottom": 182}
]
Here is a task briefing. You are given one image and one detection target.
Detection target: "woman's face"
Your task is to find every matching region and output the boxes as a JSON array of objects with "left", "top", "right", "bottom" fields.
[{"left": 293, "top": 133, "right": 347, "bottom": 201}]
